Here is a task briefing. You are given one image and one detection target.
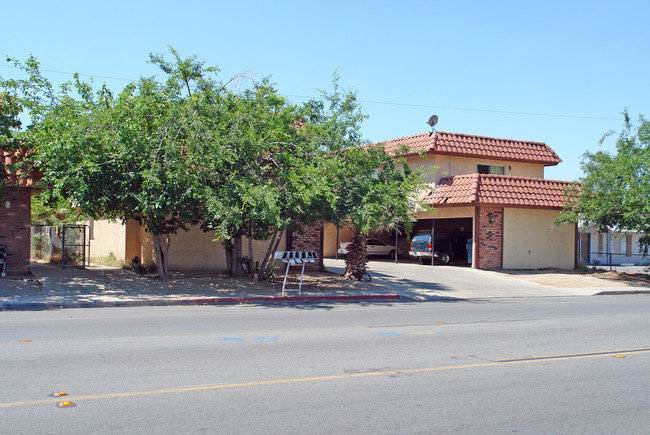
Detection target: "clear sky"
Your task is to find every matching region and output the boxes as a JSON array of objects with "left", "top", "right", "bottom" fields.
[{"left": 2, "top": 0, "right": 648, "bottom": 181}]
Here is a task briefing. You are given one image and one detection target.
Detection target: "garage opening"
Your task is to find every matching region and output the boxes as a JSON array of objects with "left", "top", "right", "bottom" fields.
[{"left": 409, "top": 217, "right": 473, "bottom": 265}]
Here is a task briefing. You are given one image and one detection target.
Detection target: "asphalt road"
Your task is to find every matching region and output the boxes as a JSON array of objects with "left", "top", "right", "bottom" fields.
[{"left": 1, "top": 296, "right": 649, "bottom": 434}]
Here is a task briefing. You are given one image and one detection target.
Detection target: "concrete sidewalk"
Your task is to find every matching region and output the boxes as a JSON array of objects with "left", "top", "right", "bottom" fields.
[
  {"left": 0, "top": 260, "right": 649, "bottom": 310},
  {"left": 327, "top": 259, "right": 650, "bottom": 300},
  {"left": 0, "top": 261, "right": 400, "bottom": 310}
]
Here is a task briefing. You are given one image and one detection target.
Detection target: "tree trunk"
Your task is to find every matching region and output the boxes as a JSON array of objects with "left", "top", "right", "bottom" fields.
[
  {"left": 152, "top": 233, "right": 170, "bottom": 279},
  {"left": 247, "top": 226, "right": 254, "bottom": 276},
  {"left": 343, "top": 234, "right": 368, "bottom": 280},
  {"left": 231, "top": 234, "right": 244, "bottom": 278},
  {"left": 224, "top": 239, "right": 234, "bottom": 275},
  {"left": 260, "top": 228, "right": 283, "bottom": 279}
]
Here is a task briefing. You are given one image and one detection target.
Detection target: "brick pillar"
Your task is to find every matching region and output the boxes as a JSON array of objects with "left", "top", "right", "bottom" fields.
[
  {"left": 0, "top": 187, "right": 33, "bottom": 274},
  {"left": 287, "top": 223, "right": 324, "bottom": 271},
  {"left": 475, "top": 206, "right": 503, "bottom": 270}
]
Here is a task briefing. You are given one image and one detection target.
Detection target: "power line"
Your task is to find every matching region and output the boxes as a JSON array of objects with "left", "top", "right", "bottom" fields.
[
  {"left": 1, "top": 64, "right": 621, "bottom": 121},
  {"left": 282, "top": 94, "right": 621, "bottom": 121},
  {"left": 0, "top": 64, "right": 134, "bottom": 82}
]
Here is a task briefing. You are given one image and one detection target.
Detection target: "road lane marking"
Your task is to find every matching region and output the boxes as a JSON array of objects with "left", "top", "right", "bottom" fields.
[
  {"left": 2, "top": 347, "right": 649, "bottom": 409},
  {"left": 496, "top": 347, "right": 650, "bottom": 363}
]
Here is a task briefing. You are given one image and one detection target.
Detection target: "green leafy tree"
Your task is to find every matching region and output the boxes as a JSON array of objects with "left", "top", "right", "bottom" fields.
[
  {"left": 324, "top": 145, "right": 428, "bottom": 280},
  {"left": 0, "top": 91, "right": 23, "bottom": 190},
  {"left": 301, "top": 76, "right": 430, "bottom": 280},
  {"left": 200, "top": 82, "right": 328, "bottom": 278},
  {"left": 31, "top": 193, "right": 78, "bottom": 226},
  {"left": 559, "top": 111, "right": 650, "bottom": 254},
  {"left": 2, "top": 51, "right": 214, "bottom": 278},
  {"left": 297, "top": 75, "right": 425, "bottom": 279}
]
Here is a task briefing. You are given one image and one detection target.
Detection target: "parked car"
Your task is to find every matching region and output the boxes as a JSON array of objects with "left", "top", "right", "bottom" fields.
[
  {"left": 409, "top": 229, "right": 471, "bottom": 265},
  {"left": 338, "top": 238, "right": 399, "bottom": 259}
]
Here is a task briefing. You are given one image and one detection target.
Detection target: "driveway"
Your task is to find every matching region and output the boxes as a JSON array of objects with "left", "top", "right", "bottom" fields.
[{"left": 323, "top": 259, "right": 650, "bottom": 300}]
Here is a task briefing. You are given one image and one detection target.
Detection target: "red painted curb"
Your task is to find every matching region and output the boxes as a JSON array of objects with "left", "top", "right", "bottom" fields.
[{"left": 181, "top": 294, "right": 400, "bottom": 305}]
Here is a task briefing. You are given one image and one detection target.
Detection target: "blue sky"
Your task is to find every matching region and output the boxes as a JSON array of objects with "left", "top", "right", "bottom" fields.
[{"left": 2, "top": 0, "right": 648, "bottom": 181}]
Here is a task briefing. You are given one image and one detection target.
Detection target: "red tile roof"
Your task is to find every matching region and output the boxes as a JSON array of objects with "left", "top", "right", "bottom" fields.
[
  {"left": 422, "top": 174, "right": 575, "bottom": 209},
  {"left": 378, "top": 131, "right": 562, "bottom": 166}
]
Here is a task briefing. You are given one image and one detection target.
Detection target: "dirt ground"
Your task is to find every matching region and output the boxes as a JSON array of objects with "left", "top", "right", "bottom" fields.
[
  {"left": 115, "top": 268, "right": 388, "bottom": 295},
  {"left": 501, "top": 269, "right": 650, "bottom": 288},
  {"left": 163, "top": 267, "right": 650, "bottom": 291}
]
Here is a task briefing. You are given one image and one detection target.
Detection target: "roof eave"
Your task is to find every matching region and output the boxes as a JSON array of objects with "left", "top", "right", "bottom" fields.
[{"left": 426, "top": 150, "right": 562, "bottom": 166}]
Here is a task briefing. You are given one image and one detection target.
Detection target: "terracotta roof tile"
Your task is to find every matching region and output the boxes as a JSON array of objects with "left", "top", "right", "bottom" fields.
[
  {"left": 378, "top": 131, "right": 562, "bottom": 166},
  {"left": 422, "top": 173, "right": 480, "bottom": 205},
  {"left": 423, "top": 174, "right": 575, "bottom": 209}
]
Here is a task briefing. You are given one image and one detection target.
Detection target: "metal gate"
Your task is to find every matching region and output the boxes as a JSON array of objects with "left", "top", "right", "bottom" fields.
[{"left": 61, "top": 224, "right": 90, "bottom": 268}]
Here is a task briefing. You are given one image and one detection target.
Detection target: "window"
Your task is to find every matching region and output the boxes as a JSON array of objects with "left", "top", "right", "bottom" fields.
[
  {"left": 477, "top": 164, "right": 505, "bottom": 175},
  {"left": 626, "top": 234, "right": 633, "bottom": 257},
  {"left": 598, "top": 233, "right": 603, "bottom": 255}
]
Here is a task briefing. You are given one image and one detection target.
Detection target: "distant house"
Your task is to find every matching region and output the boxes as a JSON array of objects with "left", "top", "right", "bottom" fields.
[
  {"left": 324, "top": 131, "right": 578, "bottom": 270},
  {"left": 579, "top": 225, "right": 648, "bottom": 266},
  {"left": 1, "top": 150, "right": 41, "bottom": 274}
]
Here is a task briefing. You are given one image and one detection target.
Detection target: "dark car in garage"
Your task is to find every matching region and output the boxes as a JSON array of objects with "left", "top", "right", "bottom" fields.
[{"left": 409, "top": 229, "right": 471, "bottom": 264}]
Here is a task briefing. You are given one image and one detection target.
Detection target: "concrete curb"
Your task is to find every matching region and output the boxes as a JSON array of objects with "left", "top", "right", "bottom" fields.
[
  {"left": 0, "top": 294, "right": 401, "bottom": 311},
  {"left": 595, "top": 290, "right": 650, "bottom": 296}
]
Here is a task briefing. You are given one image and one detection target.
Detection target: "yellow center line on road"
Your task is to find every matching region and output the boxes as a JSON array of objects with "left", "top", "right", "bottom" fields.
[{"left": 2, "top": 347, "right": 649, "bottom": 409}]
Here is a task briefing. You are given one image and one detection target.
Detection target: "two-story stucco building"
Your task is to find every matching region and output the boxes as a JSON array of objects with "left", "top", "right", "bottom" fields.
[
  {"left": 88, "top": 130, "right": 577, "bottom": 272},
  {"left": 324, "top": 131, "right": 577, "bottom": 270}
]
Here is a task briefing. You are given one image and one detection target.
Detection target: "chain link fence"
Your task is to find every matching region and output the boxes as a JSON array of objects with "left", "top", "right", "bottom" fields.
[{"left": 31, "top": 225, "right": 90, "bottom": 267}]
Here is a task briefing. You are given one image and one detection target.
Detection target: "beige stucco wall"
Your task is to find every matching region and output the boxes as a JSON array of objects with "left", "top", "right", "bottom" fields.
[
  {"left": 90, "top": 218, "right": 286, "bottom": 271},
  {"left": 503, "top": 208, "right": 575, "bottom": 269},
  {"left": 165, "top": 225, "right": 287, "bottom": 271},
  {"left": 88, "top": 219, "right": 127, "bottom": 261},
  {"left": 412, "top": 206, "right": 475, "bottom": 220},
  {"left": 125, "top": 220, "right": 143, "bottom": 263},
  {"left": 401, "top": 155, "right": 546, "bottom": 183},
  {"left": 323, "top": 223, "right": 355, "bottom": 257}
]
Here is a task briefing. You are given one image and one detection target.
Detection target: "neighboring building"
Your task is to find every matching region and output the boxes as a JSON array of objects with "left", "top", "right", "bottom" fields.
[
  {"left": 578, "top": 225, "right": 648, "bottom": 266},
  {"left": 324, "top": 131, "right": 578, "bottom": 270},
  {"left": 1, "top": 150, "right": 41, "bottom": 274}
]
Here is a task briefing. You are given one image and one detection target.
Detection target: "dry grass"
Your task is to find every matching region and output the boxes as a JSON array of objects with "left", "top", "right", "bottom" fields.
[
  {"left": 502, "top": 268, "right": 650, "bottom": 288},
  {"left": 135, "top": 269, "right": 388, "bottom": 295}
]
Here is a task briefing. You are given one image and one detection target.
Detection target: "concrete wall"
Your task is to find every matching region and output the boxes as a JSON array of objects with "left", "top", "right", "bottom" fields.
[
  {"left": 90, "top": 218, "right": 287, "bottom": 271},
  {"left": 323, "top": 223, "right": 355, "bottom": 257},
  {"left": 88, "top": 219, "right": 127, "bottom": 261},
  {"left": 402, "top": 155, "right": 546, "bottom": 184},
  {"left": 167, "top": 226, "right": 287, "bottom": 271},
  {"left": 125, "top": 220, "right": 143, "bottom": 263},
  {"left": 503, "top": 208, "right": 575, "bottom": 270}
]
